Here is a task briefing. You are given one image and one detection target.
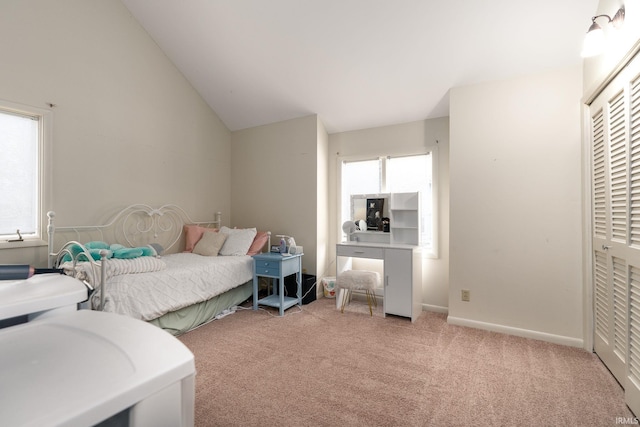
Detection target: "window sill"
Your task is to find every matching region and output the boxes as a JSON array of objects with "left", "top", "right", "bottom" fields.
[{"left": 0, "top": 239, "right": 47, "bottom": 250}]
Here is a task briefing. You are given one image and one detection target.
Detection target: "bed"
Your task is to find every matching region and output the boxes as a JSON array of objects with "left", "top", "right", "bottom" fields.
[{"left": 47, "top": 204, "right": 270, "bottom": 336}]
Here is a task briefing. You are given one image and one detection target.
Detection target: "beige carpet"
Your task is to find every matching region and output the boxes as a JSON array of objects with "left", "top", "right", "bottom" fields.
[{"left": 178, "top": 297, "right": 635, "bottom": 427}]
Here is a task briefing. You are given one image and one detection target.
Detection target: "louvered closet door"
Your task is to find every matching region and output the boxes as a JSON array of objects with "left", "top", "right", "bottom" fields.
[{"left": 589, "top": 51, "right": 640, "bottom": 415}]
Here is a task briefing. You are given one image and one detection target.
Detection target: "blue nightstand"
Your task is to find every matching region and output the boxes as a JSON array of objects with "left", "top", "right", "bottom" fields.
[{"left": 252, "top": 252, "right": 303, "bottom": 316}]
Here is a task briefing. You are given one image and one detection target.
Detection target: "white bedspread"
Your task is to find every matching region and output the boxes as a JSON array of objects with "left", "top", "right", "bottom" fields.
[{"left": 91, "top": 253, "right": 253, "bottom": 321}]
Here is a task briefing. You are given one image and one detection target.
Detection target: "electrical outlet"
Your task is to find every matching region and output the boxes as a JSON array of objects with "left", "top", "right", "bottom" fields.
[{"left": 461, "top": 289, "right": 470, "bottom": 302}]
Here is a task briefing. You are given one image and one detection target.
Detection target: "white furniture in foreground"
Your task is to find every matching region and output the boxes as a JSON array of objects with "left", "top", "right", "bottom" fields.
[
  {"left": 0, "top": 309, "right": 195, "bottom": 427},
  {"left": 336, "top": 242, "right": 422, "bottom": 323},
  {"left": 0, "top": 273, "right": 88, "bottom": 323}
]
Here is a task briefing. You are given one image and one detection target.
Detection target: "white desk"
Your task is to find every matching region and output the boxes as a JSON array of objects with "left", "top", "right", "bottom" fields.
[{"left": 336, "top": 242, "right": 422, "bottom": 322}]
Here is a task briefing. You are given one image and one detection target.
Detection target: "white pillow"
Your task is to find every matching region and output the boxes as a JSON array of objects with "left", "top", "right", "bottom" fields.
[{"left": 218, "top": 226, "right": 257, "bottom": 256}]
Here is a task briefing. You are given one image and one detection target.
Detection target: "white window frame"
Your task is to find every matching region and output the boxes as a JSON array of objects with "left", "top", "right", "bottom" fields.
[
  {"left": 0, "top": 99, "right": 52, "bottom": 249},
  {"left": 337, "top": 147, "right": 439, "bottom": 258}
]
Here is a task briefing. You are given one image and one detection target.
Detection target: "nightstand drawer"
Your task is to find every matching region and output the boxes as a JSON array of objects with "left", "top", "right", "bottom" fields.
[
  {"left": 336, "top": 245, "right": 384, "bottom": 259},
  {"left": 255, "top": 263, "right": 280, "bottom": 277}
]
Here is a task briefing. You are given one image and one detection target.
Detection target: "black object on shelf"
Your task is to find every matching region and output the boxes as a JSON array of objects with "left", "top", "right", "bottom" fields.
[{"left": 284, "top": 273, "right": 317, "bottom": 305}]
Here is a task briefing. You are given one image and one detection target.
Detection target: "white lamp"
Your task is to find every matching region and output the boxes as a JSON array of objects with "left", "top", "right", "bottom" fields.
[
  {"left": 342, "top": 221, "right": 357, "bottom": 241},
  {"left": 581, "top": 6, "right": 625, "bottom": 58}
]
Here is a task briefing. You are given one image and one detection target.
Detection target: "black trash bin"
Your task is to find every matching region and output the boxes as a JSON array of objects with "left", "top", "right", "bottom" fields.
[{"left": 284, "top": 273, "right": 317, "bottom": 305}]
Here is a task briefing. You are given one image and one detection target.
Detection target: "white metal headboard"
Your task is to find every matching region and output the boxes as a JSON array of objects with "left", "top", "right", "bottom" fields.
[{"left": 47, "top": 204, "right": 222, "bottom": 267}]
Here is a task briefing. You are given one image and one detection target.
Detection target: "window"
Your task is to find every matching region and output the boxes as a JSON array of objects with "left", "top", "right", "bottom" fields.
[
  {"left": 340, "top": 151, "right": 436, "bottom": 255},
  {"left": 0, "top": 101, "right": 51, "bottom": 246}
]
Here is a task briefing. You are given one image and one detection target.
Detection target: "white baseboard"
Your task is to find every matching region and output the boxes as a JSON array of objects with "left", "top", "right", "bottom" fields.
[
  {"left": 421, "top": 304, "right": 448, "bottom": 314},
  {"left": 447, "top": 316, "right": 584, "bottom": 348}
]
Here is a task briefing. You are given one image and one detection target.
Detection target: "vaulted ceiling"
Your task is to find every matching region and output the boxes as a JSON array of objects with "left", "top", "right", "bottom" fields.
[{"left": 121, "top": 0, "right": 598, "bottom": 133}]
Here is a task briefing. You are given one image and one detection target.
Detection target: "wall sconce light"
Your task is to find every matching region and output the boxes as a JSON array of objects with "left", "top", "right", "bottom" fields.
[{"left": 581, "top": 6, "right": 625, "bottom": 57}]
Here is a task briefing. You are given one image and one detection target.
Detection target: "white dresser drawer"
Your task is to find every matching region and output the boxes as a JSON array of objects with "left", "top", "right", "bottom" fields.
[{"left": 336, "top": 244, "right": 384, "bottom": 259}]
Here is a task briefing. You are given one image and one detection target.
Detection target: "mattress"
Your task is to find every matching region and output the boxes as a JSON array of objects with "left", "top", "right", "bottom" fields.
[{"left": 92, "top": 253, "right": 253, "bottom": 321}]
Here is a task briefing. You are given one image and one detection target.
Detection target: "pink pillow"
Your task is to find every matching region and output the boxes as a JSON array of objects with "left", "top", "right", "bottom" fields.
[
  {"left": 246, "top": 231, "right": 269, "bottom": 255},
  {"left": 184, "top": 225, "right": 218, "bottom": 252}
]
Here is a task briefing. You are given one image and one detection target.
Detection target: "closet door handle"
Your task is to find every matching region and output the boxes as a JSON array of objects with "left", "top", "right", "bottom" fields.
[
  {"left": 385, "top": 275, "right": 389, "bottom": 287},
  {"left": 602, "top": 245, "right": 611, "bottom": 251}
]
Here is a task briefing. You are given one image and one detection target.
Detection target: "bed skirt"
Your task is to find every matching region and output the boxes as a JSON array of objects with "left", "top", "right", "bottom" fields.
[{"left": 148, "top": 281, "right": 253, "bottom": 336}]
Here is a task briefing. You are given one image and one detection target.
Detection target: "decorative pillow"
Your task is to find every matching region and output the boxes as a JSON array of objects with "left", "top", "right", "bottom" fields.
[
  {"left": 140, "top": 246, "right": 154, "bottom": 257},
  {"left": 62, "top": 242, "right": 155, "bottom": 263},
  {"left": 218, "top": 226, "right": 257, "bottom": 256},
  {"left": 141, "top": 243, "right": 164, "bottom": 257},
  {"left": 89, "top": 248, "right": 113, "bottom": 261},
  {"left": 246, "top": 231, "right": 270, "bottom": 256},
  {"left": 183, "top": 224, "right": 218, "bottom": 253},
  {"left": 193, "top": 231, "right": 227, "bottom": 257},
  {"left": 113, "top": 247, "right": 144, "bottom": 259},
  {"left": 85, "top": 241, "right": 110, "bottom": 250},
  {"left": 61, "top": 243, "right": 88, "bottom": 263}
]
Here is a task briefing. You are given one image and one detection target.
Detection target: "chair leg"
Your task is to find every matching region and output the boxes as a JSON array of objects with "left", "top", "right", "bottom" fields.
[
  {"left": 341, "top": 288, "right": 377, "bottom": 316},
  {"left": 340, "top": 288, "right": 350, "bottom": 313},
  {"left": 365, "top": 290, "right": 373, "bottom": 316}
]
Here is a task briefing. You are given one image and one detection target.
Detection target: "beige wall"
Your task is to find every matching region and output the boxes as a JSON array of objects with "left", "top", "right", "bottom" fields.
[
  {"left": 0, "top": 0, "right": 231, "bottom": 265},
  {"left": 328, "top": 118, "right": 450, "bottom": 311},
  {"left": 449, "top": 65, "right": 584, "bottom": 346},
  {"left": 230, "top": 115, "right": 326, "bottom": 277}
]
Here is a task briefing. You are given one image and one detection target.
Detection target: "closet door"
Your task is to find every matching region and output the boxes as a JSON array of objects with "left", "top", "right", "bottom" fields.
[
  {"left": 589, "top": 52, "right": 640, "bottom": 415},
  {"left": 628, "top": 62, "right": 640, "bottom": 416}
]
